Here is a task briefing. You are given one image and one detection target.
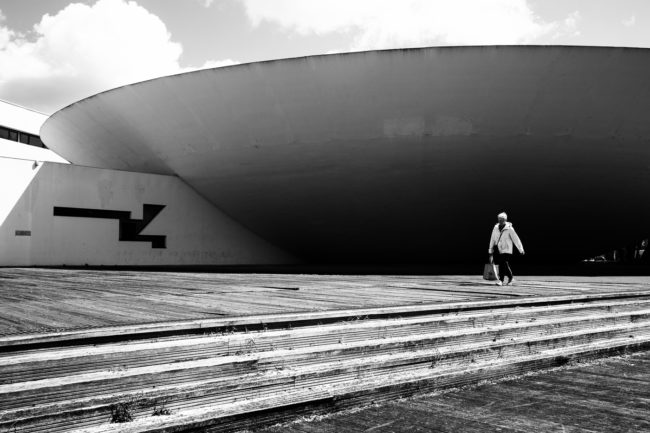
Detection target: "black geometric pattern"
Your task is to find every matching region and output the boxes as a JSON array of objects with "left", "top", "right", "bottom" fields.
[{"left": 53, "top": 204, "right": 166, "bottom": 248}]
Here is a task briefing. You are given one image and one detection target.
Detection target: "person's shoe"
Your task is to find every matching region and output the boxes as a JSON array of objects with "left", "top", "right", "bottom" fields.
[
  {"left": 495, "top": 280, "right": 503, "bottom": 286},
  {"left": 505, "top": 278, "right": 514, "bottom": 286}
]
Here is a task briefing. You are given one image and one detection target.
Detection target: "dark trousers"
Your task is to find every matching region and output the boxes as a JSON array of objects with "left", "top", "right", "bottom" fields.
[{"left": 494, "top": 252, "right": 513, "bottom": 282}]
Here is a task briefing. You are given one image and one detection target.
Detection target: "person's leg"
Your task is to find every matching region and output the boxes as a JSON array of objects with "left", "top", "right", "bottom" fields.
[
  {"left": 501, "top": 254, "right": 513, "bottom": 283},
  {"left": 494, "top": 253, "right": 506, "bottom": 282}
]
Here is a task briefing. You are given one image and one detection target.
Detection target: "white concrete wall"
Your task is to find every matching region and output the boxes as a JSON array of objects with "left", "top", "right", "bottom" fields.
[
  {"left": 0, "top": 138, "right": 69, "bottom": 163},
  {"left": 0, "top": 157, "right": 295, "bottom": 266},
  {"left": 0, "top": 99, "right": 48, "bottom": 135}
]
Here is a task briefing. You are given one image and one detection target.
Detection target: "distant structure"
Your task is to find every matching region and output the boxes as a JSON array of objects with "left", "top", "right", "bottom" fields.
[
  {"left": 0, "top": 100, "right": 66, "bottom": 163},
  {"left": 2, "top": 46, "right": 650, "bottom": 266}
]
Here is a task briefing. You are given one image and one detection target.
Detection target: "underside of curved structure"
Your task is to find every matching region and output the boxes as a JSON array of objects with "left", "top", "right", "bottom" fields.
[{"left": 40, "top": 45, "right": 650, "bottom": 264}]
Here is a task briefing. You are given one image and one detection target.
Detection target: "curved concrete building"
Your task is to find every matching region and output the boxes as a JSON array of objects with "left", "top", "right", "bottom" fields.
[{"left": 40, "top": 46, "right": 650, "bottom": 264}]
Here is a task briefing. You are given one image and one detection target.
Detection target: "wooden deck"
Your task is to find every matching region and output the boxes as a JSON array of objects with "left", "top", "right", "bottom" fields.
[
  {"left": 257, "top": 350, "right": 650, "bottom": 433},
  {"left": 1, "top": 268, "right": 649, "bottom": 335},
  {"left": 0, "top": 268, "right": 648, "bottom": 433}
]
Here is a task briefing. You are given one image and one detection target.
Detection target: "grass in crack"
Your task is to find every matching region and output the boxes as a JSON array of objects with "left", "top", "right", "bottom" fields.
[
  {"left": 152, "top": 400, "right": 172, "bottom": 416},
  {"left": 109, "top": 393, "right": 147, "bottom": 423},
  {"left": 110, "top": 402, "right": 134, "bottom": 423}
]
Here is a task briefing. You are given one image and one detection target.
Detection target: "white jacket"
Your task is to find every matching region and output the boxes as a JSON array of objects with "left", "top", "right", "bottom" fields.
[{"left": 488, "top": 222, "right": 524, "bottom": 255}]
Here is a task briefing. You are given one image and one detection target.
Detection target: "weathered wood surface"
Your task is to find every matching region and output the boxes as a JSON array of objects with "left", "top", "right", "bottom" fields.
[
  {"left": 0, "top": 268, "right": 648, "bottom": 335},
  {"left": 0, "top": 273, "right": 648, "bottom": 433},
  {"left": 257, "top": 351, "right": 650, "bottom": 433}
]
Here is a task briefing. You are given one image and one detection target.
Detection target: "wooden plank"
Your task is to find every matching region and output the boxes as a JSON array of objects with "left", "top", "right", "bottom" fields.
[{"left": 0, "top": 268, "right": 648, "bottom": 338}]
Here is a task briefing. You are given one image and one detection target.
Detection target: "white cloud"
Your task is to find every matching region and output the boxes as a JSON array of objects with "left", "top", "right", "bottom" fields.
[
  {"left": 239, "top": 0, "right": 580, "bottom": 50},
  {"left": 0, "top": 0, "right": 235, "bottom": 113},
  {"left": 564, "top": 11, "right": 581, "bottom": 36},
  {"left": 622, "top": 15, "right": 636, "bottom": 27},
  {"left": 198, "top": 0, "right": 215, "bottom": 8},
  {"left": 192, "top": 59, "right": 240, "bottom": 70}
]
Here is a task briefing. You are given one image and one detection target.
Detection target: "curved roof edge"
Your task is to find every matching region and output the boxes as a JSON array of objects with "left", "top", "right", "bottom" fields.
[{"left": 40, "top": 44, "right": 647, "bottom": 138}]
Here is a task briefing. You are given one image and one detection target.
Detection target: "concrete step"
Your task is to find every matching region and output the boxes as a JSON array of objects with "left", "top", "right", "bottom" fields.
[{"left": 1, "top": 295, "right": 649, "bottom": 432}]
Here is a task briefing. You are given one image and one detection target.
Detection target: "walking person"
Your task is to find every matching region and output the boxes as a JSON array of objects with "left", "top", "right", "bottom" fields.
[{"left": 488, "top": 212, "right": 525, "bottom": 286}]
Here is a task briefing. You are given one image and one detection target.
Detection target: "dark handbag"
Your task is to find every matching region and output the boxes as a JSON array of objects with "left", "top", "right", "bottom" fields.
[
  {"left": 484, "top": 228, "right": 505, "bottom": 281},
  {"left": 483, "top": 262, "right": 499, "bottom": 280}
]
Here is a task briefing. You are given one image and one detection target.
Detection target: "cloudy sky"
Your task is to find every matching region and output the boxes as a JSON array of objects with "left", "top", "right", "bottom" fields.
[{"left": 0, "top": 0, "right": 648, "bottom": 113}]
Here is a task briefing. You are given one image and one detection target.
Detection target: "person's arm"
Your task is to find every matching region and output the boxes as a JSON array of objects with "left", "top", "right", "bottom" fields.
[
  {"left": 511, "top": 228, "right": 525, "bottom": 254},
  {"left": 488, "top": 228, "right": 496, "bottom": 254}
]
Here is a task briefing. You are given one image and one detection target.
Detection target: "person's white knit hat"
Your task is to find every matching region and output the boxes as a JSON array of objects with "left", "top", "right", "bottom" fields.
[{"left": 498, "top": 212, "right": 508, "bottom": 220}]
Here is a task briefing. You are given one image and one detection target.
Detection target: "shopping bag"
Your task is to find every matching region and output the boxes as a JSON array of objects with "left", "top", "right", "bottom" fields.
[{"left": 483, "top": 263, "right": 499, "bottom": 281}]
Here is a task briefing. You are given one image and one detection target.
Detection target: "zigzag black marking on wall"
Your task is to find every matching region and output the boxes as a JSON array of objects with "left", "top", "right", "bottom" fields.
[{"left": 53, "top": 204, "right": 167, "bottom": 248}]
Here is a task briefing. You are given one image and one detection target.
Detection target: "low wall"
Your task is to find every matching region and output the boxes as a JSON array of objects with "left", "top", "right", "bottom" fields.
[{"left": 0, "top": 157, "right": 295, "bottom": 266}]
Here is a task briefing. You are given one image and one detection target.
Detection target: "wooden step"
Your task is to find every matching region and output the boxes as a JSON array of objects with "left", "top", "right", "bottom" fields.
[
  {"left": 2, "top": 291, "right": 647, "bottom": 352},
  {"left": 1, "top": 304, "right": 649, "bottom": 433},
  {"left": 66, "top": 337, "right": 650, "bottom": 433},
  {"left": 3, "top": 305, "right": 649, "bottom": 390},
  {"left": 3, "top": 298, "right": 649, "bottom": 384}
]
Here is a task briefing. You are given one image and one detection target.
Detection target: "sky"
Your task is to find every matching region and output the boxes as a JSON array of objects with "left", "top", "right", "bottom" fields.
[{"left": 0, "top": 0, "right": 649, "bottom": 114}]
